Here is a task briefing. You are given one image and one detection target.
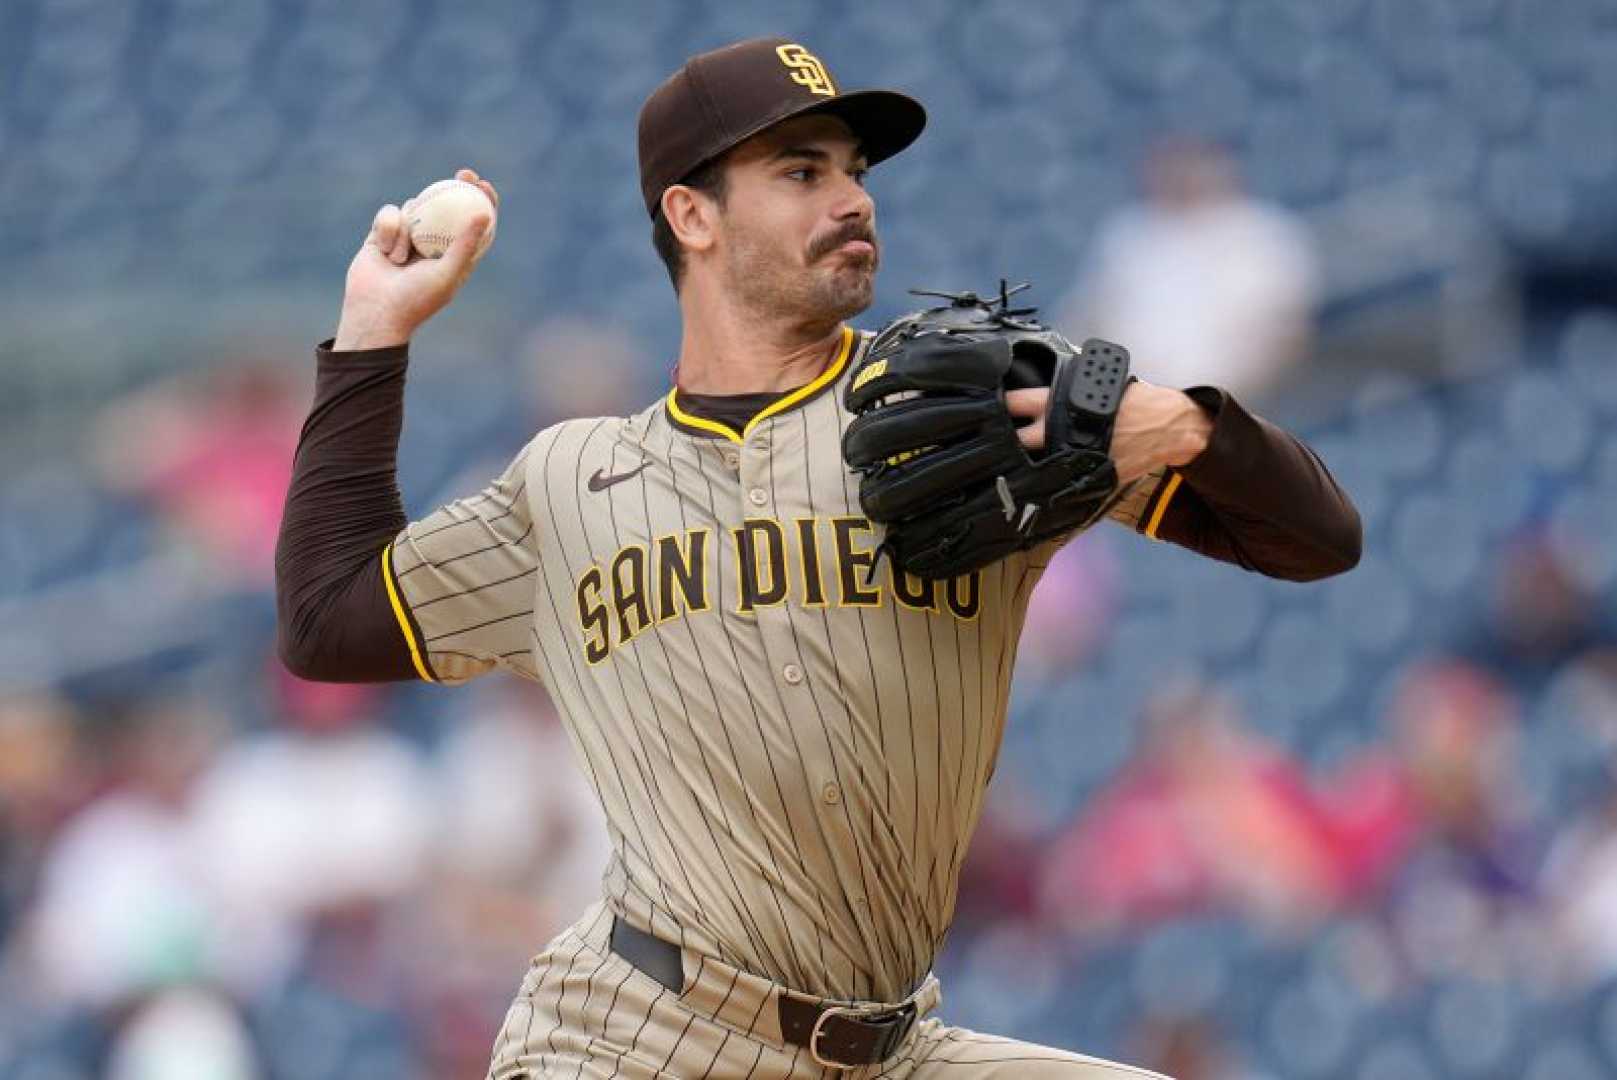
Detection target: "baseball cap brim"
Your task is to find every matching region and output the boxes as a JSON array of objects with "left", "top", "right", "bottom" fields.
[
  {"left": 668, "top": 89, "right": 927, "bottom": 196},
  {"left": 794, "top": 89, "right": 927, "bottom": 169}
]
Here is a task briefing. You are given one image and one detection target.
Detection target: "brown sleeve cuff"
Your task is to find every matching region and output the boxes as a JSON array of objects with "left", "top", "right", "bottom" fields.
[
  {"left": 1147, "top": 386, "right": 1362, "bottom": 581},
  {"left": 315, "top": 338, "right": 409, "bottom": 361}
]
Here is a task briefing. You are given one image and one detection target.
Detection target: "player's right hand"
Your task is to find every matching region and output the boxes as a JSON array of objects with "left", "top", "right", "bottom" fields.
[{"left": 332, "top": 167, "right": 499, "bottom": 351}]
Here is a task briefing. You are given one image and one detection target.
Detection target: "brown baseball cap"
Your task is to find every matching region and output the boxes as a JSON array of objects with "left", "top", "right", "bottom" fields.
[{"left": 637, "top": 37, "right": 927, "bottom": 218}]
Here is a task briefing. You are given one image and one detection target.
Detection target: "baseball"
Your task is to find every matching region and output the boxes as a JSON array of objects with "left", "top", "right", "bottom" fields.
[{"left": 408, "top": 178, "right": 496, "bottom": 260}]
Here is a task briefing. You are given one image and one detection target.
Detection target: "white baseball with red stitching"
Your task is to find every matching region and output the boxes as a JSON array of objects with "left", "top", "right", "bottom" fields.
[{"left": 407, "top": 178, "right": 496, "bottom": 260}]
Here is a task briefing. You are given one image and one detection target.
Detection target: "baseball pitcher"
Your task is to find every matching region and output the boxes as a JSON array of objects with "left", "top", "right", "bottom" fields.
[{"left": 275, "top": 38, "right": 1361, "bottom": 1079}]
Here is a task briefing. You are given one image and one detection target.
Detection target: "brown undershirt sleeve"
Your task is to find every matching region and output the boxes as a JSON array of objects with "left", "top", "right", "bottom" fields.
[
  {"left": 1140, "top": 387, "right": 1362, "bottom": 582},
  {"left": 273, "top": 340, "right": 420, "bottom": 682}
]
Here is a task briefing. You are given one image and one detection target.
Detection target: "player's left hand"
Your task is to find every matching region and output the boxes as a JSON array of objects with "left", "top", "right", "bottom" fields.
[{"left": 1010, "top": 380, "right": 1211, "bottom": 485}]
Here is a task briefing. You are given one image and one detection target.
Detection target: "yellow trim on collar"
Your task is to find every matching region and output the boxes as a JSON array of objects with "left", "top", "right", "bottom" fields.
[
  {"left": 1144, "top": 472, "right": 1184, "bottom": 539},
  {"left": 666, "top": 326, "right": 855, "bottom": 444},
  {"left": 381, "top": 543, "right": 436, "bottom": 683}
]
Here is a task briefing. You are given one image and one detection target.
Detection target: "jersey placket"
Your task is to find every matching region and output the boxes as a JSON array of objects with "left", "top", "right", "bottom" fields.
[
  {"left": 736, "top": 426, "right": 887, "bottom": 991},
  {"left": 736, "top": 428, "right": 834, "bottom": 792}
]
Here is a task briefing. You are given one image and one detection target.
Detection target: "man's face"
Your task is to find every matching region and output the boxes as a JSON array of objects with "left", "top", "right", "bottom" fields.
[{"left": 710, "top": 114, "right": 878, "bottom": 323}]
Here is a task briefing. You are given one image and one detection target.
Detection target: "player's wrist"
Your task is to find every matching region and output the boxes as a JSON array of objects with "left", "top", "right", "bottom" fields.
[
  {"left": 1165, "top": 391, "right": 1213, "bottom": 467},
  {"left": 333, "top": 308, "right": 414, "bottom": 352}
]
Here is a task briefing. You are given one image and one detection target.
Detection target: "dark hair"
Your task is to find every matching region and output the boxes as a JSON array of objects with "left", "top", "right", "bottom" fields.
[{"left": 650, "top": 155, "right": 729, "bottom": 292}]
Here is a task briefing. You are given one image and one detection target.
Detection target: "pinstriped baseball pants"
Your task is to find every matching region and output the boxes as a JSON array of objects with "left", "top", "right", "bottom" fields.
[{"left": 485, "top": 902, "right": 1170, "bottom": 1079}]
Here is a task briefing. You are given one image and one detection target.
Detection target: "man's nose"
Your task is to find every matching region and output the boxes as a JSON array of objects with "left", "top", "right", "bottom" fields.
[{"left": 833, "top": 175, "right": 874, "bottom": 221}]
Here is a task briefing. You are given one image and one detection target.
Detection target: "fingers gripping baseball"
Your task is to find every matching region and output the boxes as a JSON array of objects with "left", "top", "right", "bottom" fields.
[
  {"left": 370, "top": 203, "right": 410, "bottom": 265},
  {"left": 334, "top": 168, "right": 498, "bottom": 351}
]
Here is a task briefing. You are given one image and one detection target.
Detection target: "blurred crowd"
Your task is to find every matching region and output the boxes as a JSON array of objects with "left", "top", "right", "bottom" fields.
[
  {"left": 7, "top": 2, "right": 1617, "bottom": 1076},
  {"left": 0, "top": 663, "right": 610, "bottom": 1078},
  {"left": 962, "top": 529, "right": 1617, "bottom": 1078},
  {"left": 7, "top": 350, "right": 1617, "bottom": 1078},
  {"left": 2, "top": 138, "right": 1617, "bottom": 1079}
]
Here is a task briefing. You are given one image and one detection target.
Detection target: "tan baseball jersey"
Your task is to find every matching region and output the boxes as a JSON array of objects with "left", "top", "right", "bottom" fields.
[{"left": 384, "top": 326, "right": 1158, "bottom": 1004}]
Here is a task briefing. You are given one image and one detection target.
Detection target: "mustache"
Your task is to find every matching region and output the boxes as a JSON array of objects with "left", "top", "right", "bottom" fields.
[{"left": 808, "top": 223, "right": 879, "bottom": 263}]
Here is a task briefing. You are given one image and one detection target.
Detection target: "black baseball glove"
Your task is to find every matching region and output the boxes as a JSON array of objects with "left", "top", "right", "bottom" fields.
[{"left": 842, "top": 283, "right": 1131, "bottom": 579}]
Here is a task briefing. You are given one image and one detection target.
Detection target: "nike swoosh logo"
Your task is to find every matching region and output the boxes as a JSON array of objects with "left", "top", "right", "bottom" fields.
[{"left": 588, "top": 461, "right": 649, "bottom": 492}]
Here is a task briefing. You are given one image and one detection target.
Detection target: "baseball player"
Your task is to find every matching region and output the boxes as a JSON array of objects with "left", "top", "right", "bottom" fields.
[{"left": 275, "top": 38, "right": 1361, "bottom": 1079}]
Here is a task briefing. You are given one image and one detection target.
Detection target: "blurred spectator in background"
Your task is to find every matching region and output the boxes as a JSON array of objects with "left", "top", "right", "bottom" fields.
[
  {"left": 104, "top": 986, "right": 259, "bottom": 1080},
  {"left": 1059, "top": 137, "right": 1319, "bottom": 406},
  {"left": 1015, "top": 531, "right": 1123, "bottom": 681},
  {"left": 1465, "top": 528, "right": 1606, "bottom": 687},
  {"left": 412, "top": 678, "right": 610, "bottom": 1077},
  {"left": 1129, "top": 1014, "right": 1255, "bottom": 1080},
  {"left": 950, "top": 785, "right": 1047, "bottom": 939},
  {"left": 1039, "top": 681, "right": 1346, "bottom": 935},
  {"left": 1540, "top": 649, "right": 1617, "bottom": 986},
  {"left": 189, "top": 665, "right": 431, "bottom": 1001},
  {"left": 23, "top": 693, "right": 226, "bottom": 1012},
  {"left": 1544, "top": 783, "right": 1617, "bottom": 987},
  {"left": 1365, "top": 659, "right": 1548, "bottom": 984},
  {"left": 0, "top": 693, "right": 88, "bottom": 947},
  {"left": 92, "top": 362, "right": 305, "bottom": 585},
  {"left": 429, "top": 678, "right": 609, "bottom": 941}
]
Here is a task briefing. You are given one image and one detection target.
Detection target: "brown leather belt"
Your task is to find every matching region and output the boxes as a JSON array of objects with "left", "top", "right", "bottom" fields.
[{"left": 609, "top": 917, "right": 918, "bottom": 1069}]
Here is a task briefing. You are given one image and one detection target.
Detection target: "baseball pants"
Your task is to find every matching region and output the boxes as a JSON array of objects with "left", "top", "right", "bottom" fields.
[{"left": 486, "top": 901, "right": 1169, "bottom": 1079}]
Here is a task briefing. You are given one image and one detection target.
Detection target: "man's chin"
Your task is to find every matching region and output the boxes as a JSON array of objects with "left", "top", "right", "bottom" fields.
[
  {"left": 817, "top": 275, "right": 875, "bottom": 322},
  {"left": 827, "top": 262, "right": 876, "bottom": 308}
]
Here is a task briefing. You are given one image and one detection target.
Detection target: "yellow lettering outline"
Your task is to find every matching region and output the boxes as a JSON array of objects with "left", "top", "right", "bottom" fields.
[
  {"left": 831, "top": 516, "right": 883, "bottom": 609},
  {"left": 610, "top": 545, "right": 653, "bottom": 647},
  {"left": 796, "top": 517, "right": 828, "bottom": 608},
  {"left": 945, "top": 571, "right": 983, "bottom": 622},
  {"left": 576, "top": 565, "right": 611, "bottom": 665},
  {"left": 890, "top": 565, "right": 940, "bottom": 613},
  {"left": 733, "top": 519, "right": 789, "bottom": 614},
  {"left": 655, "top": 529, "right": 711, "bottom": 623}
]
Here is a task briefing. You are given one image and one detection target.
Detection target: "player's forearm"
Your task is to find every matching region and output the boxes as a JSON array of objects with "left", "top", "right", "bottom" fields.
[
  {"left": 274, "top": 342, "right": 420, "bottom": 681},
  {"left": 1151, "top": 387, "right": 1362, "bottom": 581}
]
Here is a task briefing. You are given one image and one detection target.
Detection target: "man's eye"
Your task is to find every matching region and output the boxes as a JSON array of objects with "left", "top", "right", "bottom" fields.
[
  {"left": 851, "top": 169, "right": 869, "bottom": 186},
  {"left": 787, "top": 168, "right": 815, "bottom": 182}
]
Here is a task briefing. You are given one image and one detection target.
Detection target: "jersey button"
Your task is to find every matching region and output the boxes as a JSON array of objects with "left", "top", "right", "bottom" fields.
[
  {"left": 782, "top": 663, "right": 803, "bottom": 685},
  {"left": 821, "top": 782, "right": 842, "bottom": 804},
  {"left": 748, "top": 487, "right": 767, "bottom": 506},
  {"left": 724, "top": 452, "right": 740, "bottom": 470}
]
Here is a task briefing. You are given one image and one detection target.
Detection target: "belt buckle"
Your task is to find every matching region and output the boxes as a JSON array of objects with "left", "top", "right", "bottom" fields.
[
  {"left": 808, "top": 1002, "right": 862, "bottom": 1070},
  {"left": 807, "top": 1001, "right": 916, "bottom": 1070}
]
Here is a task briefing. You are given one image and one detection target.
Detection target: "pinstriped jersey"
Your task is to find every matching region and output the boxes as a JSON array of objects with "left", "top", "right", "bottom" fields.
[{"left": 386, "top": 326, "right": 1170, "bottom": 1002}]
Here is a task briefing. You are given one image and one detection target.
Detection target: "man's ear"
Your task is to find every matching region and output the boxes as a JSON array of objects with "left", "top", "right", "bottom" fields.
[{"left": 662, "top": 184, "right": 718, "bottom": 255}]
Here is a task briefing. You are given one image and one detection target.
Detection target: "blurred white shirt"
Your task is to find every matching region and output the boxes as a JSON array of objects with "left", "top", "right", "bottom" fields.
[
  {"left": 433, "top": 692, "right": 611, "bottom": 931},
  {"left": 1065, "top": 199, "right": 1319, "bottom": 402},
  {"left": 192, "top": 728, "right": 432, "bottom": 913},
  {"left": 187, "top": 726, "right": 433, "bottom": 993},
  {"left": 29, "top": 793, "right": 215, "bottom": 1007}
]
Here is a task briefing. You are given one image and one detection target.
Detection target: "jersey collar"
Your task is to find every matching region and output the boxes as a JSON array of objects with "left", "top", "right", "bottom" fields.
[{"left": 665, "top": 325, "right": 857, "bottom": 444}]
